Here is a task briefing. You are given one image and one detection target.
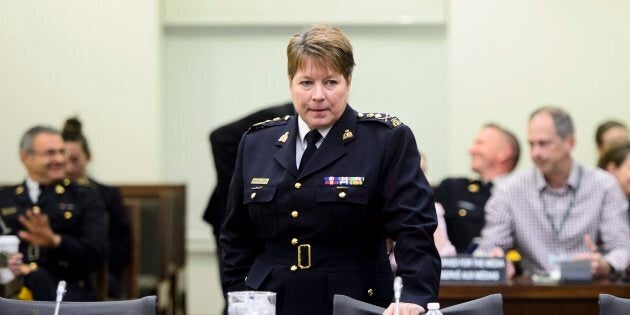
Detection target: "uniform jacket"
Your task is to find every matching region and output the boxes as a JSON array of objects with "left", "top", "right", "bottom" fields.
[
  {"left": 434, "top": 178, "right": 491, "bottom": 253},
  {"left": 82, "top": 177, "right": 131, "bottom": 298},
  {"left": 203, "top": 102, "right": 295, "bottom": 233},
  {"left": 221, "top": 105, "right": 440, "bottom": 314},
  {"left": 0, "top": 180, "right": 108, "bottom": 301}
]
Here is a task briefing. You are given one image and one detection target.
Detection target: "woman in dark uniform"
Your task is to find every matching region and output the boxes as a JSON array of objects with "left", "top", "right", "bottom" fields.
[
  {"left": 220, "top": 24, "right": 440, "bottom": 315},
  {"left": 62, "top": 118, "right": 131, "bottom": 298}
]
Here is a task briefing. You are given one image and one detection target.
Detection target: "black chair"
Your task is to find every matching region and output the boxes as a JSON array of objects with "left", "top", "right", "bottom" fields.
[
  {"left": 0, "top": 295, "right": 156, "bottom": 315},
  {"left": 441, "top": 293, "right": 503, "bottom": 315},
  {"left": 332, "top": 294, "right": 384, "bottom": 315},
  {"left": 599, "top": 294, "right": 630, "bottom": 315},
  {"left": 332, "top": 293, "right": 503, "bottom": 315}
]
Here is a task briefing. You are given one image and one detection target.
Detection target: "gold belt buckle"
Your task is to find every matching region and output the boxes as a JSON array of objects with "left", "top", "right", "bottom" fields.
[{"left": 297, "top": 244, "right": 311, "bottom": 269}]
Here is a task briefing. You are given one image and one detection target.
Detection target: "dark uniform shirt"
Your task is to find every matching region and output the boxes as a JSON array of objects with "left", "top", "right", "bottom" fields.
[
  {"left": 434, "top": 178, "right": 492, "bottom": 253},
  {"left": 0, "top": 179, "right": 108, "bottom": 301},
  {"left": 221, "top": 105, "right": 440, "bottom": 314},
  {"left": 80, "top": 177, "right": 131, "bottom": 298}
]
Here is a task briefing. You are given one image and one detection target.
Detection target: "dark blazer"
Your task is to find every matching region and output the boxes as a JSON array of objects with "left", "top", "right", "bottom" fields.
[
  {"left": 203, "top": 102, "right": 295, "bottom": 234},
  {"left": 0, "top": 180, "right": 108, "bottom": 301},
  {"left": 434, "top": 178, "right": 492, "bottom": 253},
  {"left": 83, "top": 177, "right": 131, "bottom": 298},
  {"left": 221, "top": 105, "right": 440, "bottom": 314}
]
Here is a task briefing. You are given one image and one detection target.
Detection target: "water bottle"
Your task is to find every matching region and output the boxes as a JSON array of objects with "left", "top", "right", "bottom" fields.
[{"left": 425, "top": 302, "right": 443, "bottom": 315}]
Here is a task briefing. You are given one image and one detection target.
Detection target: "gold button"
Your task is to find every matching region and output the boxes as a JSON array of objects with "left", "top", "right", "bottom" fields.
[
  {"left": 367, "top": 288, "right": 374, "bottom": 296},
  {"left": 338, "top": 191, "right": 347, "bottom": 199},
  {"left": 64, "top": 211, "right": 73, "bottom": 219},
  {"left": 29, "top": 262, "right": 38, "bottom": 271},
  {"left": 468, "top": 183, "right": 479, "bottom": 193},
  {"left": 291, "top": 238, "right": 298, "bottom": 245},
  {"left": 55, "top": 184, "right": 65, "bottom": 194},
  {"left": 290, "top": 265, "right": 298, "bottom": 271},
  {"left": 32, "top": 206, "right": 41, "bottom": 214},
  {"left": 458, "top": 209, "right": 467, "bottom": 217},
  {"left": 294, "top": 182, "right": 302, "bottom": 189},
  {"left": 250, "top": 192, "right": 257, "bottom": 200},
  {"left": 291, "top": 211, "right": 299, "bottom": 218}
]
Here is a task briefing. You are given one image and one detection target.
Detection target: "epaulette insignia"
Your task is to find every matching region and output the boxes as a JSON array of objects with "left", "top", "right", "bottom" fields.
[
  {"left": 357, "top": 112, "right": 402, "bottom": 128},
  {"left": 248, "top": 117, "right": 290, "bottom": 133},
  {"left": 77, "top": 178, "right": 97, "bottom": 189}
]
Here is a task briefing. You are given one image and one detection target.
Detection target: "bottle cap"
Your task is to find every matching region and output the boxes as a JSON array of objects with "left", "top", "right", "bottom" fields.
[{"left": 427, "top": 302, "right": 440, "bottom": 310}]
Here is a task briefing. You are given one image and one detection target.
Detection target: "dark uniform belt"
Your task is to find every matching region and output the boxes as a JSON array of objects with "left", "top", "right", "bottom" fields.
[{"left": 263, "top": 242, "right": 386, "bottom": 269}]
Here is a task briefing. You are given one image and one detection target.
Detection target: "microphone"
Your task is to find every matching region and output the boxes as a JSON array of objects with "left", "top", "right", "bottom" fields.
[
  {"left": 54, "top": 280, "right": 66, "bottom": 315},
  {"left": 393, "top": 276, "right": 403, "bottom": 315}
]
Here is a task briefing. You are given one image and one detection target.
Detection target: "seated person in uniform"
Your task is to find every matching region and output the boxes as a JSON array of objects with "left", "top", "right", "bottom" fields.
[
  {"left": 62, "top": 117, "right": 131, "bottom": 298},
  {"left": 0, "top": 125, "right": 108, "bottom": 301},
  {"left": 476, "top": 107, "right": 629, "bottom": 279},
  {"left": 598, "top": 141, "right": 630, "bottom": 201},
  {"left": 434, "top": 123, "right": 520, "bottom": 253},
  {"left": 595, "top": 120, "right": 628, "bottom": 158}
]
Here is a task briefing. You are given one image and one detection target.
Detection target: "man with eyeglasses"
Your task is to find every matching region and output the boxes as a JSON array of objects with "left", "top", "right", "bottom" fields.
[{"left": 0, "top": 125, "right": 107, "bottom": 301}]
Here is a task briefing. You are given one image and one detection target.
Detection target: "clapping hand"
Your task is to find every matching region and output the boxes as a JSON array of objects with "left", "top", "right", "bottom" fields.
[{"left": 18, "top": 210, "right": 61, "bottom": 248}]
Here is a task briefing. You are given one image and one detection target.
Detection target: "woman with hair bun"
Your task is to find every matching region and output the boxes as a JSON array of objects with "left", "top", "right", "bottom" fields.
[{"left": 62, "top": 117, "right": 131, "bottom": 298}]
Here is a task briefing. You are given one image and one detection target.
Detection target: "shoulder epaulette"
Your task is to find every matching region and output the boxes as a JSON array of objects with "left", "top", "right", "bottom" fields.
[
  {"left": 76, "top": 178, "right": 97, "bottom": 189},
  {"left": 247, "top": 115, "right": 292, "bottom": 133},
  {"left": 356, "top": 112, "right": 402, "bottom": 128}
]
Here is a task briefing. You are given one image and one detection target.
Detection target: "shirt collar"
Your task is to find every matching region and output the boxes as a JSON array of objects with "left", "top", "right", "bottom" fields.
[
  {"left": 535, "top": 161, "right": 581, "bottom": 191},
  {"left": 297, "top": 116, "right": 332, "bottom": 143},
  {"left": 25, "top": 177, "right": 40, "bottom": 192}
]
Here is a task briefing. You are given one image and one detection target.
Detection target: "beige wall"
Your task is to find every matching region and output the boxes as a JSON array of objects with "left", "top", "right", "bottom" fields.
[
  {"left": 0, "top": 0, "right": 161, "bottom": 183},
  {"left": 448, "top": 0, "right": 630, "bottom": 176}
]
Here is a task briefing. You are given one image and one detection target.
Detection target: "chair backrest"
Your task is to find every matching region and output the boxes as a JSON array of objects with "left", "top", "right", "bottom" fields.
[
  {"left": 441, "top": 293, "right": 503, "bottom": 315},
  {"left": 599, "top": 293, "right": 630, "bottom": 315},
  {"left": 332, "top": 295, "right": 384, "bottom": 315},
  {"left": 332, "top": 293, "right": 503, "bottom": 315},
  {"left": 0, "top": 295, "right": 157, "bottom": 315}
]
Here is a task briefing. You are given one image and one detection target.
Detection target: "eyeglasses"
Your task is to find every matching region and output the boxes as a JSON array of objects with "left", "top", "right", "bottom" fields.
[{"left": 28, "top": 148, "right": 66, "bottom": 158}]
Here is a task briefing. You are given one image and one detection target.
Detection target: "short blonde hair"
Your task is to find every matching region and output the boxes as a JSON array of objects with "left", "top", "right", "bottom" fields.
[{"left": 287, "top": 24, "right": 355, "bottom": 82}]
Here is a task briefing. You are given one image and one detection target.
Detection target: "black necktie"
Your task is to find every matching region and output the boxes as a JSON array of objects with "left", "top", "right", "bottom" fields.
[{"left": 299, "top": 130, "right": 322, "bottom": 170}]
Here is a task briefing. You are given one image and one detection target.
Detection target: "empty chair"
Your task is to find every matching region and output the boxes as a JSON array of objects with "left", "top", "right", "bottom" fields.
[
  {"left": 332, "top": 294, "right": 503, "bottom": 315},
  {"left": 599, "top": 294, "right": 630, "bottom": 315},
  {"left": 441, "top": 293, "right": 503, "bottom": 315},
  {"left": 332, "top": 295, "right": 383, "bottom": 315},
  {"left": 0, "top": 295, "right": 156, "bottom": 315}
]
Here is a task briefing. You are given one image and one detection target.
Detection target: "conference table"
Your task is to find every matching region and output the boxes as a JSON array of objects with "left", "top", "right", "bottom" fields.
[{"left": 440, "top": 277, "right": 630, "bottom": 315}]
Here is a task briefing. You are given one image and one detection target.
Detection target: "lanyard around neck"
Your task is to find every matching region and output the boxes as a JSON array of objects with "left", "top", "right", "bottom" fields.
[{"left": 538, "top": 166, "right": 582, "bottom": 241}]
